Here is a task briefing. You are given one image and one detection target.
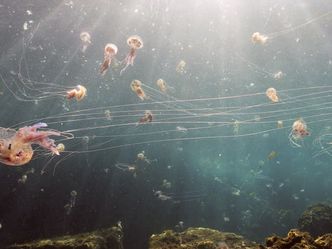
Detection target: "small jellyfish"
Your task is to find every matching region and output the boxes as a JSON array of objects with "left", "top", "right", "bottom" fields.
[
  {"left": 56, "top": 143, "right": 65, "bottom": 153},
  {"left": 277, "top": 120, "right": 283, "bottom": 128},
  {"left": 18, "top": 174, "right": 28, "bottom": 184},
  {"left": 266, "top": 87, "right": 279, "bottom": 103},
  {"left": 138, "top": 110, "right": 153, "bottom": 124},
  {"left": 156, "top": 78, "right": 168, "bottom": 93},
  {"left": 273, "top": 71, "right": 284, "bottom": 80},
  {"left": 80, "top": 32, "right": 91, "bottom": 53},
  {"left": 233, "top": 120, "right": 240, "bottom": 135},
  {"left": 120, "top": 35, "right": 143, "bottom": 75},
  {"left": 289, "top": 118, "right": 310, "bottom": 147},
  {"left": 100, "top": 43, "right": 118, "bottom": 75},
  {"left": 131, "top": 80, "right": 148, "bottom": 101},
  {"left": 251, "top": 32, "right": 268, "bottom": 44},
  {"left": 104, "top": 110, "right": 112, "bottom": 120},
  {"left": 176, "top": 60, "right": 186, "bottom": 74},
  {"left": 66, "top": 85, "right": 87, "bottom": 101},
  {"left": 136, "top": 150, "right": 151, "bottom": 164}
]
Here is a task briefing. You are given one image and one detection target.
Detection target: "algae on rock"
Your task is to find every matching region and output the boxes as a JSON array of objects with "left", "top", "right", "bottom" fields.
[
  {"left": 7, "top": 226, "right": 123, "bottom": 249},
  {"left": 149, "top": 227, "right": 262, "bottom": 249}
]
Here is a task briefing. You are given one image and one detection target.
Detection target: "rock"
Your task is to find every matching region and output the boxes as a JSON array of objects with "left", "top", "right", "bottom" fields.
[
  {"left": 7, "top": 226, "right": 123, "bottom": 249},
  {"left": 265, "top": 229, "right": 315, "bottom": 249},
  {"left": 314, "top": 233, "right": 332, "bottom": 249},
  {"left": 298, "top": 203, "right": 332, "bottom": 237},
  {"left": 149, "top": 227, "right": 263, "bottom": 249}
]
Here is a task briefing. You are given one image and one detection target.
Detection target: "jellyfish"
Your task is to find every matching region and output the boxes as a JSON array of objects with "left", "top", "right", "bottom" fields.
[
  {"left": 273, "top": 71, "right": 284, "bottom": 80},
  {"left": 289, "top": 118, "right": 310, "bottom": 147},
  {"left": 130, "top": 80, "right": 148, "bottom": 100},
  {"left": 80, "top": 32, "right": 91, "bottom": 53},
  {"left": 156, "top": 78, "right": 168, "bottom": 93},
  {"left": 277, "top": 120, "right": 283, "bottom": 129},
  {"left": 0, "top": 123, "right": 62, "bottom": 166},
  {"left": 136, "top": 150, "right": 151, "bottom": 164},
  {"left": 138, "top": 110, "right": 153, "bottom": 124},
  {"left": 56, "top": 143, "right": 65, "bottom": 153},
  {"left": 251, "top": 32, "right": 268, "bottom": 44},
  {"left": 66, "top": 85, "right": 87, "bottom": 101},
  {"left": 100, "top": 43, "right": 118, "bottom": 76},
  {"left": 120, "top": 35, "right": 143, "bottom": 75},
  {"left": 176, "top": 60, "right": 186, "bottom": 74},
  {"left": 266, "top": 87, "right": 279, "bottom": 103}
]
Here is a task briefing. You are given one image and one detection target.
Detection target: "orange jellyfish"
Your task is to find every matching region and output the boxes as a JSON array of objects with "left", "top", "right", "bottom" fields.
[
  {"left": 266, "top": 87, "right": 279, "bottom": 103},
  {"left": 80, "top": 32, "right": 91, "bottom": 53},
  {"left": 66, "top": 85, "right": 87, "bottom": 101},
  {"left": 251, "top": 32, "right": 268, "bottom": 44},
  {"left": 0, "top": 123, "right": 62, "bottom": 166},
  {"left": 138, "top": 110, "right": 153, "bottom": 124},
  {"left": 131, "top": 80, "right": 147, "bottom": 101},
  {"left": 100, "top": 43, "right": 118, "bottom": 75},
  {"left": 120, "top": 35, "right": 143, "bottom": 75},
  {"left": 289, "top": 118, "right": 310, "bottom": 147}
]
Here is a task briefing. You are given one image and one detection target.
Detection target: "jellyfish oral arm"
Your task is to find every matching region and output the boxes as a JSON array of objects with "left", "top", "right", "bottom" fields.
[
  {"left": 120, "top": 49, "right": 136, "bottom": 75},
  {"left": 16, "top": 123, "right": 61, "bottom": 155}
]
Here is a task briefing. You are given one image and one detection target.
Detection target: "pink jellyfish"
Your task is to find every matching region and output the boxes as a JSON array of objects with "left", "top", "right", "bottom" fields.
[
  {"left": 100, "top": 43, "right": 118, "bottom": 76},
  {"left": 0, "top": 123, "right": 62, "bottom": 166},
  {"left": 120, "top": 35, "right": 143, "bottom": 75}
]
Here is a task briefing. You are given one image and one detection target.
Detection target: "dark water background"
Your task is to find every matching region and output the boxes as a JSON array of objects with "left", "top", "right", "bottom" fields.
[{"left": 0, "top": 0, "right": 332, "bottom": 248}]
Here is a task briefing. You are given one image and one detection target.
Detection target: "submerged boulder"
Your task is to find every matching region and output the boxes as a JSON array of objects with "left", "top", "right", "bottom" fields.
[
  {"left": 149, "top": 227, "right": 262, "bottom": 249},
  {"left": 298, "top": 203, "right": 332, "bottom": 237},
  {"left": 265, "top": 229, "right": 332, "bottom": 249},
  {"left": 7, "top": 226, "right": 123, "bottom": 249}
]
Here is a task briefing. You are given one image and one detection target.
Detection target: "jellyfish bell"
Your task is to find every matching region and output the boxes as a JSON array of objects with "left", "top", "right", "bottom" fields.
[
  {"left": 100, "top": 43, "right": 118, "bottom": 75},
  {"left": 66, "top": 85, "right": 87, "bottom": 101},
  {"left": 127, "top": 35, "right": 143, "bottom": 49},
  {"left": 80, "top": 32, "right": 91, "bottom": 43},
  {"left": 56, "top": 143, "right": 65, "bottom": 153},
  {"left": 289, "top": 118, "right": 310, "bottom": 147},
  {"left": 138, "top": 110, "right": 153, "bottom": 124},
  {"left": 251, "top": 32, "right": 268, "bottom": 44},
  {"left": 105, "top": 43, "right": 118, "bottom": 55},
  {"left": 266, "top": 87, "right": 279, "bottom": 103}
]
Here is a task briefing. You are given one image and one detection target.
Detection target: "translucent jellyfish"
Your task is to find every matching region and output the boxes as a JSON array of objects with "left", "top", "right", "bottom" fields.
[
  {"left": 0, "top": 123, "right": 62, "bottom": 166},
  {"left": 273, "top": 71, "right": 284, "bottom": 80},
  {"left": 277, "top": 120, "right": 284, "bottom": 129},
  {"left": 56, "top": 143, "right": 65, "bottom": 153},
  {"left": 251, "top": 32, "right": 268, "bottom": 44},
  {"left": 156, "top": 78, "right": 168, "bottom": 93},
  {"left": 266, "top": 87, "right": 279, "bottom": 103},
  {"left": 289, "top": 118, "right": 310, "bottom": 147},
  {"left": 130, "top": 80, "right": 148, "bottom": 101},
  {"left": 66, "top": 85, "right": 87, "bottom": 101},
  {"left": 80, "top": 32, "right": 91, "bottom": 53},
  {"left": 100, "top": 43, "right": 118, "bottom": 76},
  {"left": 138, "top": 110, "right": 153, "bottom": 124},
  {"left": 120, "top": 35, "right": 143, "bottom": 75},
  {"left": 176, "top": 60, "right": 186, "bottom": 74},
  {"left": 136, "top": 150, "right": 151, "bottom": 164}
]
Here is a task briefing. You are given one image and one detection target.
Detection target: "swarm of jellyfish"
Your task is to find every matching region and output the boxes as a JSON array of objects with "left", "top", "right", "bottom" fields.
[
  {"left": 289, "top": 118, "right": 310, "bottom": 147},
  {"left": 100, "top": 43, "right": 118, "bottom": 75},
  {"left": 80, "top": 32, "right": 91, "bottom": 53},
  {"left": 130, "top": 80, "right": 148, "bottom": 101},
  {"left": 66, "top": 85, "right": 87, "bottom": 101},
  {"left": 0, "top": 123, "right": 63, "bottom": 166},
  {"left": 120, "top": 35, "right": 143, "bottom": 75},
  {"left": 266, "top": 87, "right": 279, "bottom": 103},
  {"left": 251, "top": 32, "right": 268, "bottom": 44}
]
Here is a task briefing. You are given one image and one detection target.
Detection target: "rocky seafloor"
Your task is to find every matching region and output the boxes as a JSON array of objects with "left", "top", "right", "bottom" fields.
[{"left": 6, "top": 203, "right": 332, "bottom": 249}]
